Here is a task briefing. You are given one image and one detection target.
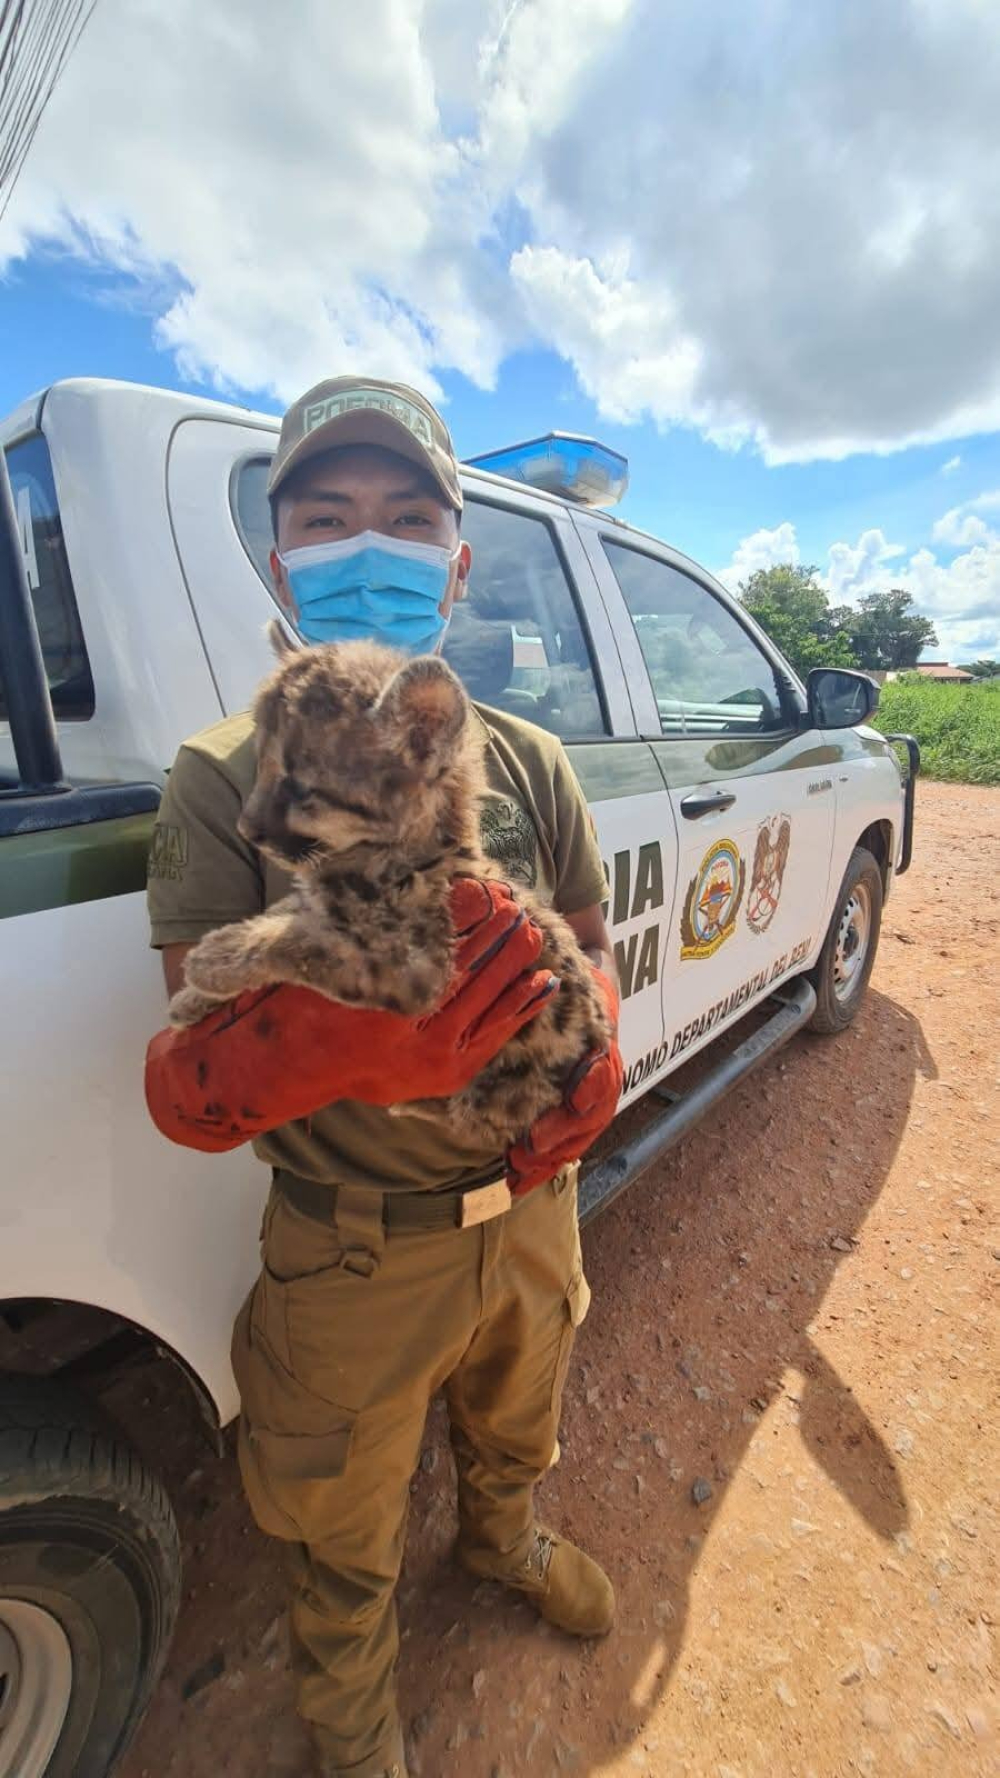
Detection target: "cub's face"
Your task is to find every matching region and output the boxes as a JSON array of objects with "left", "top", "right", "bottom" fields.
[{"left": 238, "top": 632, "right": 471, "bottom": 868}]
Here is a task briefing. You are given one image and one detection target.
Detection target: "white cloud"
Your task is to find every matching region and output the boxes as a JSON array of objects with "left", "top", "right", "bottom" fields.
[
  {"left": 475, "top": 0, "right": 635, "bottom": 187},
  {"left": 720, "top": 523, "right": 800, "bottom": 590},
  {"left": 931, "top": 506, "right": 995, "bottom": 548},
  {"left": 826, "top": 529, "right": 907, "bottom": 602},
  {"left": 721, "top": 519, "right": 1000, "bottom": 660},
  {"left": 0, "top": 0, "right": 517, "bottom": 403},
  {"left": 930, "top": 487, "right": 1000, "bottom": 549},
  {"left": 509, "top": 246, "right": 706, "bottom": 428},
  {"left": 2, "top": 0, "right": 1000, "bottom": 462},
  {"left": 941, "top": 455, "right": 962, "bottom": 475},
  {"left": 899, "top": 543, "right": 1000, "bottom": 660},
  {"left": 489, "top": 0, "right": 1000, "bottom": 461}
]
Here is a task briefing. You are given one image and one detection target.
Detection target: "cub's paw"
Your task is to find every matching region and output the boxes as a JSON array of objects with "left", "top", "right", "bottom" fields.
[
  {"left": 387, "top": 1097, "right": 452, "bottom": 1123},
  {"left": 168, "top": 986, "right": 224, "bottom": 1028},
  {"left": 184, "top": 927, "right": 257, "bottom": 997}
]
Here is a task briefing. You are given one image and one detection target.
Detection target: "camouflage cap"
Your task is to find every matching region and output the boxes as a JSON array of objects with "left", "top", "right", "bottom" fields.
[{"left": 267, "top": 375, "right": 463, "bottom": 511}]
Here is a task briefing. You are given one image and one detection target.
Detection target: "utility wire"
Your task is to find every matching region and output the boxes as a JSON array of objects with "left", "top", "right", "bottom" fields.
[
  {"left": 0, "top": 0, "right": 99, "bottom": 224},
  {"left": 0, "top": 0, "right": 92, "bottom": 196}
]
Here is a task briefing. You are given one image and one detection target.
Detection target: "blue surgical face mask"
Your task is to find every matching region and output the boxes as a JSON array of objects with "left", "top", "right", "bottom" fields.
[{"left": 279, "top": 529, "right": 458, "bottom": 654}]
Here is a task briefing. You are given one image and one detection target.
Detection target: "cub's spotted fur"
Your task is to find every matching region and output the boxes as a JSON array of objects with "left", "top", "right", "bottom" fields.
[{"left": 169, "top": 625, "right": 611, "bottom": 1149}]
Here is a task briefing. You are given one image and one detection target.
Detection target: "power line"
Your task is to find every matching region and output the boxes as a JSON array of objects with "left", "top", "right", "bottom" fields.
[
  {"left": 0, "top": 0, "right": 99, "bottom": 225},
  {"left": 0, "top": 0, "right": 96, "bottom": 202}
]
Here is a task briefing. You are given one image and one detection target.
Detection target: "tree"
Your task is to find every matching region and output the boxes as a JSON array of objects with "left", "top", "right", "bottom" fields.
[
  {"left": 738, "top": 564, "right": 857, "bottom": 678},
  {"left": 960, "top": 658, "right": 999, "bottom": 679},
  {"left": 844, "top": 589, "right": 937, "bottom": 670}
]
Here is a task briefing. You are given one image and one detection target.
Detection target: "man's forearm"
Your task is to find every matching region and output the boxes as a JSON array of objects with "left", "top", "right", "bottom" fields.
[
  {"left": 162, "top": 941, "right": 194, "bottom": 999},
  {"left": 583, "top": 941, "right": 616, "bottom": 977},
  {"left": 583, "top": 943, "right": 618, "bottom": 1029},
  {"left": 564, "top": 905, "right": 618, "bottom": 1029}
]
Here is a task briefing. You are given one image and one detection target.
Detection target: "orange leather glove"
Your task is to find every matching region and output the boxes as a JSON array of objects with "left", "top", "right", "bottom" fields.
[
  {"left": 506, "top": 967, "right": 623, "bottom": 1195},
  {"left": 145, "top": 878, "right": 556, "bottom": 1153}
]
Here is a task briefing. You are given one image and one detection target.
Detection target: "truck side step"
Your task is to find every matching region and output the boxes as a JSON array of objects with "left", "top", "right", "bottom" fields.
[{"left": 579, "top": 977, "right": 818, "bottom": 1226}]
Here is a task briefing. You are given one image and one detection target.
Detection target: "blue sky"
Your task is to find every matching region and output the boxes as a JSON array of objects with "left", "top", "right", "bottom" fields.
[{"left": 3, "top": 0, "right": 1000, "bottom": 660}]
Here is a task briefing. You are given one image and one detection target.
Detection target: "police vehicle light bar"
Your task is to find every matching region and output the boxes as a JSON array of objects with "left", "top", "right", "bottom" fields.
[{"left": 466, "top": 433, "right": 629, "bottom": 508}]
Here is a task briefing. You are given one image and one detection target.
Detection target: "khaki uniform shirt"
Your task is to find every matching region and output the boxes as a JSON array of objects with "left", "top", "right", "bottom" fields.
[{"left": 148, "top": 705, "right": 607, "bottom": 1193}]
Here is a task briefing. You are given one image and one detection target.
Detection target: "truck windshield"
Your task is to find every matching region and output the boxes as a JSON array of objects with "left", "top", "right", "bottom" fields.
[{"left": 2, "top": 433, "right": 94, "bottom": 721}]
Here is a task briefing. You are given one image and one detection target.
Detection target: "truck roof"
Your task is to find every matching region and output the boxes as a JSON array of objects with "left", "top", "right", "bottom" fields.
[
  {"left": 0, "top": 376, "right": 277, "bottom": 448},
  {"left": 1, "top": 376, "right": 635, "bottom": 523},
  {"left": 5, "top": 380, "right": 747, "bottom": 607}
]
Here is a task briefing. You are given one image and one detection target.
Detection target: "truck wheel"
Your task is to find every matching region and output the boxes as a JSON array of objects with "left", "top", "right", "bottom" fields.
[
  {"left": 808, "top": 845, "right": 883, "bottom": 1035},
  {"left": 0, "top": 1376, "right": 180, "bottom": 1778}
]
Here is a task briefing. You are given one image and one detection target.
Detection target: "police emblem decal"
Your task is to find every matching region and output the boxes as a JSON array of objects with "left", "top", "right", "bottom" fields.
[{"left": 679, "top": 838, "right": 746, "bottom": 961}]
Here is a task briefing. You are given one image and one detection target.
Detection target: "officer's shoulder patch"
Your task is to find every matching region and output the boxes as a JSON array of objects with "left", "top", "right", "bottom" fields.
[{"left": 479, "top": 797, "right": 538, "bottom": 888}]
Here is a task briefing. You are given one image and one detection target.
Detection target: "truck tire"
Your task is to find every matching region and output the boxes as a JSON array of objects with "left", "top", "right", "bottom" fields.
[
  {"left": 0, "top": 1376, "right": 180, "bottom": 1778},
  {"left": 808, "top": 845, "right": 883, "bottom": 1035}
]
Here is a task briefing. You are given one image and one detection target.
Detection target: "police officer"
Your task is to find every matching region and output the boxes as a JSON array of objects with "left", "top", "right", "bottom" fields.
[{"left": 146, "top": 378, "right": 623, "bottom": 1778}]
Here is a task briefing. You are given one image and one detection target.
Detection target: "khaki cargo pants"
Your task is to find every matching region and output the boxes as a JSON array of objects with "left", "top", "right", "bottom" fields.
[{"left": 231, "top": 1166, "right": 589, "bottom": 1775}]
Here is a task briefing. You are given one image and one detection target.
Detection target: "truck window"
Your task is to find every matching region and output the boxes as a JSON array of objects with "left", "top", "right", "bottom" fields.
[
  {"left": 233, "top": 457, "right": 607, "bottom": 740},
  {"left": 448, "top": 500, "right": 606, "bottom": 739},
  {"left": 232, "top": 456, "right": 274, "bottom": 586},
  {"left": 602, "top": 540, "right": 784, "bottom": 737},
  {"left": 2, "top": 434, "right": 94, "bottom": 721}
]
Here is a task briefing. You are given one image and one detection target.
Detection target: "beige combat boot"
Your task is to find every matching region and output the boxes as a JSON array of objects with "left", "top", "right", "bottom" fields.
[{"left": 460, "top": 1526, "right": 615, "bottom": 1637}]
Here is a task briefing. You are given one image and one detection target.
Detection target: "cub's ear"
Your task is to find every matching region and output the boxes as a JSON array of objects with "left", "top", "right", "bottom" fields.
[
  {"left": 373, "top": 656, "right": 469, "bottom": 767},
  {"left": 267, "top": 617, "right": 299, "bottom": 660}
]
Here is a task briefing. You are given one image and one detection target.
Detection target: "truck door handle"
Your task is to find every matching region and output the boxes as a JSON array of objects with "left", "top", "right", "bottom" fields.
[{"left": 680, "top": 789, "right": 736, "bottom": 819}]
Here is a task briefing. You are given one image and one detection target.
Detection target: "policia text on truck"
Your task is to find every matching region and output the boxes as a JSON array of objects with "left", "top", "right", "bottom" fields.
[{"left": 0, "top": 373, "right": 916, "bottom": 1778}]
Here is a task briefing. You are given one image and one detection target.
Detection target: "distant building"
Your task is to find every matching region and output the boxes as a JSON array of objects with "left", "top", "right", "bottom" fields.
[
  {"left": 913, "top": 662, "right": 975, "bottom": 683},
  {"left": 883, "top": 662, "right": 975, "bottom": 684}
]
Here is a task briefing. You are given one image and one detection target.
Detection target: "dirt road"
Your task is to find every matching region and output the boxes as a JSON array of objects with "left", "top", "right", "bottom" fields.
[{"left": 118, "top": 779, "right": 998, "bottom": 1778}]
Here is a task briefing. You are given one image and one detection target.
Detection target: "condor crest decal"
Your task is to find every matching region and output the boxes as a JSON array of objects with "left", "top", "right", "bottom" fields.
[{"left": 746, "top": 814, "right": 792, "bottom": 935}]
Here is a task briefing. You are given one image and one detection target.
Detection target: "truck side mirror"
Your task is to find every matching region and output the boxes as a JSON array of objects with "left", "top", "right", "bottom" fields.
[{"left": 806, "top": 668, "right": 879, "bottom": 730}]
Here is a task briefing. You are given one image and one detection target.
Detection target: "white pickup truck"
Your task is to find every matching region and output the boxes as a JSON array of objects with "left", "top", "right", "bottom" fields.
[{"left": 0, "top": 378, "right": 917, "bottom": 1778}]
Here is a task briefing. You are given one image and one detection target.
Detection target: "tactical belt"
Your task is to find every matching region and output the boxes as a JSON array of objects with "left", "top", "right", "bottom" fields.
[{"left": 274, "top": 1167, "right": 513, "bottom": 1233}]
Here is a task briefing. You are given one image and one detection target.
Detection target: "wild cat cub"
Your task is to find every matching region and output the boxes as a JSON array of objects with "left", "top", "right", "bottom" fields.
[{"left": 169, "top": 624, "right": 612, "bottom": 1148}]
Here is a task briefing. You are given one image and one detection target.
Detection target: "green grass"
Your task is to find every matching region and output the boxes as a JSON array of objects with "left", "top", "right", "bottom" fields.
[{"left": 873, "top": 678, "right": 1000, "bottom": 785}]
